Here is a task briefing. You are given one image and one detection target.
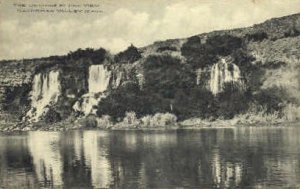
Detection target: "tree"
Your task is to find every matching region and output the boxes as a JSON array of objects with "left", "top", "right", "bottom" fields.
[{"left": 115, "top": 44, "right": 142, "bottom": 63}]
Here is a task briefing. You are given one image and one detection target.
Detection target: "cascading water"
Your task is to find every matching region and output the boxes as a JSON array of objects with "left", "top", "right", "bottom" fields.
[
  {"left": 110, "top": 70, "right": 123, "bottom": 89},
  {"left": 26, "top": 70, "right": 61, "bottom": 122},
  {"left": 73, "top": 64, "right": 111, "bottom": 115},
  {"left": 88, "top": 65, "right": 111, "bottom": 93},
  {"left": 209, "top": 58, "right": 242, "bottom": 95}
]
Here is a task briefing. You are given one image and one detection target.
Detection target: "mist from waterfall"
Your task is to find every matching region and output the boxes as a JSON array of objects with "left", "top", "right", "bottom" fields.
[
  {"left": 26, "top": 70, "right": 61, "bottom": 122},
  {"left": 210, "top": 58, "right": 242, "bottom": 95},
  {"left": 73, "top": 64, "right": 111, "bottom": 115}
]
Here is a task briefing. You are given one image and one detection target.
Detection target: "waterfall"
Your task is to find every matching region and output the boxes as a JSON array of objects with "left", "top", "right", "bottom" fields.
[
  {"left": 26, "top": 70, "right": 61, "bottom": 122},
  {"left": 73, "top": 65, "right": 111, "bottom": 115},
  {"left": 88, "top": 65, "right": 111, "bottom": 93},
  {"left": 111, "top": 70, "right": 123, "bottom": 89},
  {"left": 209, "top": 58, "right": 242, "bottom": 95}
]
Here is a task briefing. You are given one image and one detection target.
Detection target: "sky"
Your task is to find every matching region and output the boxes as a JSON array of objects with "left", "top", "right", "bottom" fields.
[{"left": 0, "top": 0, "right": 300, "bottom": 60}]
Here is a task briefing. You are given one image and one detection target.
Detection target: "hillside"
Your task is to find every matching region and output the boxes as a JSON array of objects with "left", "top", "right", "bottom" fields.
[{"left": 0, "top": 13, "right": 300, "bottom": 130}]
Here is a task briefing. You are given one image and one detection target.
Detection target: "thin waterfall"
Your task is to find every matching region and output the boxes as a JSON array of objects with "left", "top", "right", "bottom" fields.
[
  {"left": 88, "top": 65, "right": 111, "bottom": 93},
  {"left": 209, "top": 58, "right": 242, "bottom": 95},
  {"left": 73, "top": 64, "right": 111, "bottom": 115}
]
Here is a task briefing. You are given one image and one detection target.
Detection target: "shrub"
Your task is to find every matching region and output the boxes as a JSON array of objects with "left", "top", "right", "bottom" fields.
[
  {"left": 96, "top": 115, "right": 112, "bottom": 128},
  {"left": 215, "top": 83, "right": 250, "bottom": 119},
  {"left": 173, "top": 88, "right": 215, "bottom": 120},
  {"left": 139, "top": 113, "right": 177, "bottom": 127},
  {"left": 67, "top": 48, "right": 107, "bottom": 62},
  {"left": 43, "top": 107, "right": 62, "bottom": 123},
  {"left": 115, "top": 44, "right": 142, "bottom": 63},
  {"left": 181, "top": 34, "right": 242, "bottom": 68},
  {"left": 283, "top": 104, "right": 300, "bottom": 121},
  {"left": 157, "top": 46, "right": 177, "bottom": 52},
  {"left": 284, "top": 26, "right": 300, "bottom": 37},
  {"left": 143, "top": 54, "right": 195, "bottom": 99},
  {"left": 78, "top": 115, "right": 97, "bottom": 128},
  {"left": 245, "top": 31, "right": 268, "bottom": 42},
  {"left": 122, "top": 112, "right": 140, "bottom": 125},
  {"left": 150, "top": 113, "right": 177, "bottom": 127},
  {"left": 97, "top": 82, "right": 158, "bottom": 120},
  {"left": 109, "top": 112, "right": 178, "bottom": 128},
  {"left": 253, "top": 87, "right": 284, "bottom": 113},
  {"left": 140, "top": 115, "right": 152, "bottom": 127}
]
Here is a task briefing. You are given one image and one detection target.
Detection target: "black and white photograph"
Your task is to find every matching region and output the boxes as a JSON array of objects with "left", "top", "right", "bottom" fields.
[{"left": 1, "top": 0, "right": 300, "bottom": 188}]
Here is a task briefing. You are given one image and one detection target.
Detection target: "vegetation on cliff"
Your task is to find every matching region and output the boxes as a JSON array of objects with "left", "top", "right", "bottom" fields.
[{"left": 0, "top": 13, "right": 300, "bottom": 130}]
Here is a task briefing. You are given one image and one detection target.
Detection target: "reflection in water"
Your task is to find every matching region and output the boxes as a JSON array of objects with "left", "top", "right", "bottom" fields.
[
  {"left": 28, "top": 131, "right": 63, "bottom": 187},
  {"left": 83, "top": 131, "right": 112, "bottom": 188},
  {"left": 211, "top": 149, "right": 242, "bottom": 188},
  {"left": 142, "top": 131, "right": 177, "bottom": 148},
  {"left": 0, "top": 135, "right": 38, "bottom": 188},
  {"left": 1, "top": 127, "right": 300, "bottom": 188},
  {"left": 73, "top": 130, "right": 83, "bottom": 161}
]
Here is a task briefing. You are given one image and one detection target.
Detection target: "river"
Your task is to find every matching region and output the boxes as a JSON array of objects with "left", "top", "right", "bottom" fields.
[{"left": 1, "top": 127, "right": 300, "bottom": 188}]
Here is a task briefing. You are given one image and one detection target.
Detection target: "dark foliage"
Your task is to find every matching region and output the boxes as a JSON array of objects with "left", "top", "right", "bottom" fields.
[
  {"left": 181, "top": 35, "right": 242, "bottom": 68},
  {"left": 231, "top": 49, "right": 265, "bottom": 92},
  {"left": 245, "top": 31, "right": 268, "bottom": 42},
  {"left": 252, "top": 87, "right": 285, "bottom": 113},
  {"left": 284, "top": 25, "right": 300, "bottom": 37},
  {"left": 157, "top": 46, "right": 177, "bottom": 52},
  {"left": 43, "top": 108, "right": 62, "bottom": 123},
  {"left": 215, "top": 83, "right": 250, "bottom": 119},
  {"left": 206, "top": 35, "right": 242, "bottom": 55},
  {"left": 143, "top": 55, "right": 195, "bottom": 99},
  {"left": 115, "top": 45, "right": 142, "bottom": 64},
  {"left": 67, "top": 48, "right": 107, "bottom": 62},
  {"left": 97, "top": 82, "right": 169, "bottom": 121},
  {"left": 173, "top": 88, "right": 215, "bottom": 120},
  {"left": 3, "top": 85, "right": 32, "bottom": 120},
  {"left": 98, "top": 55, "right": 218, "bottom": 121},
  {"left": 80, "top": 115, "right": 98, "bottom": 128}
]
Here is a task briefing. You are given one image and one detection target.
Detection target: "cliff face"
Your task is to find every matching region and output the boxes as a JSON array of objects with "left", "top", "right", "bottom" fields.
[{"left": 1, "top": 13, "right": 300, "bottom": 126}]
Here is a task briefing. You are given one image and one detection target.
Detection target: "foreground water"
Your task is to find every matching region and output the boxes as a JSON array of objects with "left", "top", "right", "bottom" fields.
[{"left": 1, "top": 127, "right": 300, "bottom": 188}]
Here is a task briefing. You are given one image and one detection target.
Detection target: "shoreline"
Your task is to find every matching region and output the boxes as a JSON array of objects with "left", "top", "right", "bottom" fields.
[{"left": 0, "top": 120, "right": 299, "bottom": 133}]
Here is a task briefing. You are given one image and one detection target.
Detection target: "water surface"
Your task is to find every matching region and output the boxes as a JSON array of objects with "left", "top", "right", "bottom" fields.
[{"left": 1, "top": 127, "right": 300, "bottom": 188}]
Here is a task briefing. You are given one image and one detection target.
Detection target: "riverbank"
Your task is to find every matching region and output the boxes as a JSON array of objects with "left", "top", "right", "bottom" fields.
[{"left": 1, "top": 117, "right": 299, "bottom": 133}]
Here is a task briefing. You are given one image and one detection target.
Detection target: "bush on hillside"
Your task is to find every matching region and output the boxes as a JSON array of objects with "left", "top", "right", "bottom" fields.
[
  {"left": 245, "top": 31, "right": 268, "bottom": 42},
  {"left": 143, "top": 55, "right": 195, "bottom": 99},
  {"left": 96, "top": 115, "right": 113, "bottom": 128},
  {"left": 283, "top": 104, "right": 300, "bottom": 121},
  {"left": 215, "top": 83, "right": 250, "bottom": 119},
  {"left": 115, "top": 45, "right": 142, "bottom": 63},
  {"left": 67, "top": 48, "right": 107, "bottom": 62},
  {"left": 181, "top": 34, "right": 242, "bottom": 68}
]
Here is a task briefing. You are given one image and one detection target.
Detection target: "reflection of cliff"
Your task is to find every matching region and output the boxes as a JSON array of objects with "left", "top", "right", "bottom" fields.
[
  {"left": 2, "top": 128, "right": 300, "bottom": 188},
  {"left": 0, "top": 135, "right": 39, "bottom": 188},
  {"left": 211, "top": 149, "right": 242, "bottom": 188},
  {"left": 83, "top": 131, "right": 112, "bottom": 188},
  {"left": 142, "top": 131, "right": 178, "bottom": 148},
  {"left": 28, "top": 132, "right": 63, "bottom": 187}
]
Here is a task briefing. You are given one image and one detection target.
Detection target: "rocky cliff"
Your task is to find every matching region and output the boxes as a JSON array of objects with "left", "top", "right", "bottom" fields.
[{"left": 1, "top": 13, "right": 300, "bottom": 128}]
